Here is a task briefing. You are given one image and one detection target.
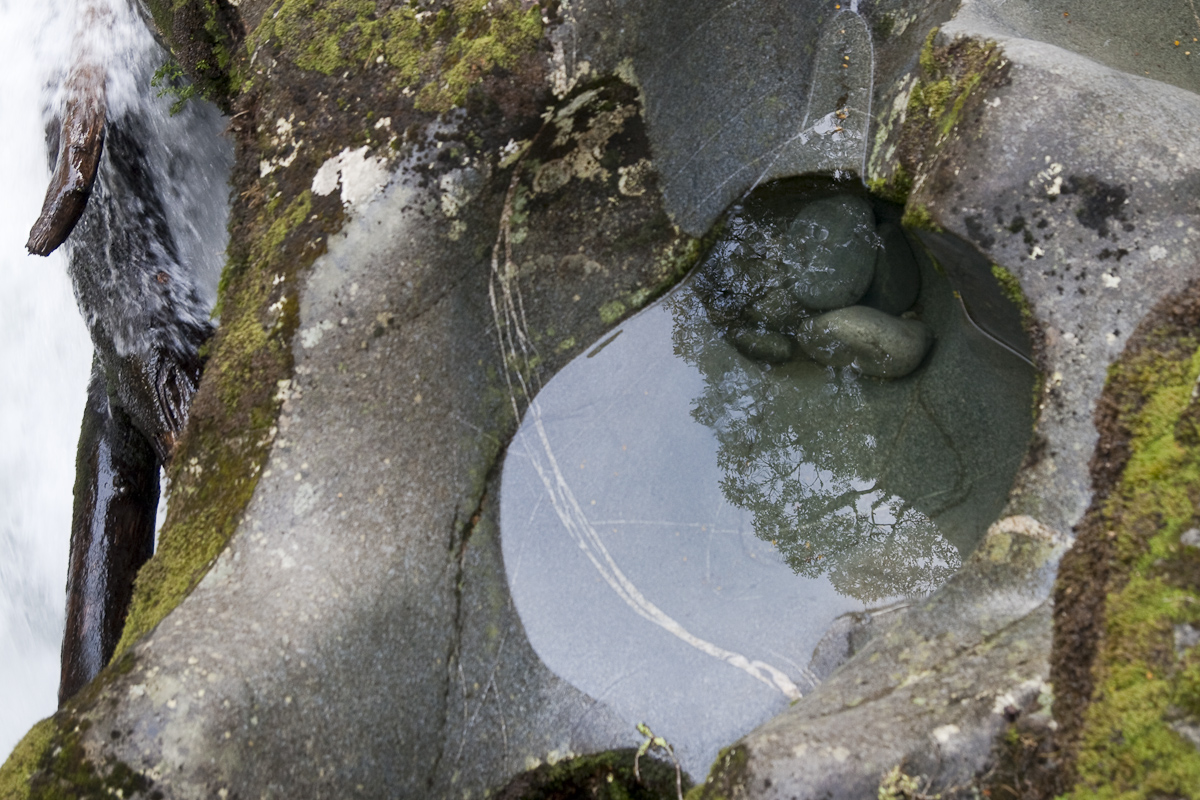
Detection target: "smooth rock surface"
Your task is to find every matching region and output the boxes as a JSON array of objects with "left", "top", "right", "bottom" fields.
[
  {"left": 619, "top": 2, "right": 887, "bottom": 232},
  {"left": 805, "top": 602, "right": 910, "bottom": 683},
  {"left": 783, "top": 196, "right": 878, "bottom": 311},
  {"left": 861, "top": 222, "right": 921, "bottom": 315},
  {"left": 797, "top": 305, "right": 933, "bottom": 378},
  {"left": 728, "top": 327, "right": 794, "bottom": 363},
  {"left": 931, "top": 2, "right": 1200, "bottom": 537}
]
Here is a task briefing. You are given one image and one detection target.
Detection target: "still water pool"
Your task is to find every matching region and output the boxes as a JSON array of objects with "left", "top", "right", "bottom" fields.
[{"left": 499, "top": 181, "right": 1036, "bottom": 775}]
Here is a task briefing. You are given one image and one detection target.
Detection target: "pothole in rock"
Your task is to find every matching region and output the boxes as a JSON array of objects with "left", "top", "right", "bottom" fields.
[{"left": 498, "top": 177, "right": 1037, "bottom": 776}]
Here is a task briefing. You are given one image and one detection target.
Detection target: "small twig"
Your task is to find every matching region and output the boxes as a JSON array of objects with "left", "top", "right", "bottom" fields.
[{"left": 634, "top": 723, "right": 683, "bottom": 800}]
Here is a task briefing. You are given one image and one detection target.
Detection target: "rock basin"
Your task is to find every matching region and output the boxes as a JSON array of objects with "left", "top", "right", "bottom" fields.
[
  {"left": 9, "top": 1, "right": 1198, "bottom": 796},
  {"left": 499, "top": 188, "right": 1037, "bottom": 776}
]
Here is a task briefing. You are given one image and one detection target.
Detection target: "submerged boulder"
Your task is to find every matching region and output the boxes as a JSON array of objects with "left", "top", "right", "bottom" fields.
[
  {"left": 860, "top": 222, "right": 921, "bottom": 316},
  {"left": 797, "top": 305, "right": 933, "bottom": 378},
  {"left": 743, "top": 285, "right": 805, "bottom": 331},
  {"left": 727, "top": 326, "right": 795, "bottom": 363},
  {"left": 782, "top": 195, "right": 878, "bottom": 311}
]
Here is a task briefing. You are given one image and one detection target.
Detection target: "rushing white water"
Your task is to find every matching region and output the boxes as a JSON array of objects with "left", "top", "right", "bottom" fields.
[
  {"left": 0, "top": 0, "right": 232, "bottom": 758},
  {"left": 0, "top": 0, "right": 89, "bottom": 757}
]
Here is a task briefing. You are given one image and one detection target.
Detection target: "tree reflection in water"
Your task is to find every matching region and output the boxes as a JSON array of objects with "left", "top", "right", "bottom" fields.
[{"left": 666, "top": 189, "right": 1034, "bottom": 603}]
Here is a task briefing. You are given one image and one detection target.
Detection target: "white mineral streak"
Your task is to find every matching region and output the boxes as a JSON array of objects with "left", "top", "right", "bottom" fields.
[
  {"left": 486, "top": 167, "right": 801, "bottom": 702},
  {"left": 299, "top": 319, "right": 334, "bottom": 349},
  {"left": 521, "top": 411, "right": 803, "bottom": 700},
  {"left": 311, "top": 156, "right": 342, "bottom": 197},
  {"left": 932, "top": 724, "right": 960, "bottom": 744},
  {"left": 987, "top": 514, "right": 1066, "bottom": 545},
  {"left": 991, "top": 677, "right": 1051, "bottom": 716}
]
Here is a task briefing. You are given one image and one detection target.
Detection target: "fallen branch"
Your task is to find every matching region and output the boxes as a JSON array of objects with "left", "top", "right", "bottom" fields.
[{"left": 27, "top": 1, "right": 110, "bottom": 256}]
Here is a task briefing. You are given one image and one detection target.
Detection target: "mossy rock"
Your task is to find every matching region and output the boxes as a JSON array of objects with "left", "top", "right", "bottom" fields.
[
  {"left": 495, "top": 750, "right": 688, "bottom": 800},
  {"left": 1052, "top": 279, "right": 1200, "bottom": 798}
]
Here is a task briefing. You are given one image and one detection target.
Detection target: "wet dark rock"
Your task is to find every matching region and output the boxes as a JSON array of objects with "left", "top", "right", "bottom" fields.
[
  {"left": 805, "top": 602, "right": 910, "bottom": 683},
  {"left": 797, "top": 306, "right": 933, "bottom": 378},
  {"left": 782, "top": 196, "right": 878, "bottom": 311},
  {"left": 31, "top": 12, "right": 232, "bottom": 707},
  {"left": 495, "top": 749, "right": 688, "bottom": 800},
  {"left": 860, "top": 223, "right": 921, "bottom": 316},
  {"left": 744, "top": 285, "right": 805, "bottom": 330},
  {"left": 728, "top": 327, "right": 794, "bottom": 363}
]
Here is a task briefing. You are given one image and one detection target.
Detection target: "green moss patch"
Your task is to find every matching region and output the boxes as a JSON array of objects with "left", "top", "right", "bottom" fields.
[
  {"left": 495, "top": 749, "right": 687, "bottom": 800},
  {"left": 685, "top": 745, "right": 747, "bottom": 800},
  {"left": 900, "top": 202, "right": 939, "bottom": 231},
  {"left": 867, "top": 164, "right": 913, "bottom": 206},
  {"left": 115, "top": 167, "right": 342, "bottom": 655},
  {"left": 905, "top": 29, "right": 1003, "bottom": 142},
  {"left": 251, "top": 0, "right": 544, "bottom": 112},
  {"left": 151, "top": 59, "right": 199, "bottom": 115},
  {"left": 142, "top": 0, "right": 245, "bottom": 110},
  {"left": 1053, "top": 282, "right": 1200, "bottom": 798},
  {"left": 991, "top": 264, "right": 1034, "bottom": 330},
  {"left": 0, "top": 715, "right": 151, "bottom": 800},
  {"left": 870, "top": 28, "right": 1009, "bottom": 230},
  {"left": 0, "top": 719, "right": 55, "bottom": 800}
]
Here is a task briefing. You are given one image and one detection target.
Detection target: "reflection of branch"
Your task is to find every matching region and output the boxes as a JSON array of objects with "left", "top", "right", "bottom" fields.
[{"left": 676, "top": 291, "right": 963, "bottom": 600}]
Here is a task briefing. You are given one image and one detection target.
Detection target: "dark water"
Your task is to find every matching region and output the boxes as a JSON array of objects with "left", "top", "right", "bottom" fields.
[{"left": 499, "top": 181, "right": 1036, "bottom": 775}]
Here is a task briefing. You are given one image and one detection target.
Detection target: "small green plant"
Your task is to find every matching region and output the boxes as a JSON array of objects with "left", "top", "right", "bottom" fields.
[
  {"left": 635, "top": 723, "right": 683, "bottom": 800},
  {"left": 151, "top": 60, "right": 197, "bottom": 115},
  {"left": 900, "top": 203, "right": 939, "bottom": 231},
  {"left": 990, "top": 264, "right": 1034, "bottom": 329},
  {"left": 878, "top": 765, "right": 940, "bottom": 800}
]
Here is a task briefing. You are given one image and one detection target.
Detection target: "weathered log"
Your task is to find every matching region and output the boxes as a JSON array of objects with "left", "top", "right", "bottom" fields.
[{"left": 26, "top": 8, "right": 108, "bottom": 257}]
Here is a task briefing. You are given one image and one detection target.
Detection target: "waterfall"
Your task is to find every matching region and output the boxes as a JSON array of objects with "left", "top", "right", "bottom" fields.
[
  {"left": 0, "top": 0, "right": 89, "bottom": 756},
  {"left": 0, "top": 0, "right": 231, "bottom": 756}
]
